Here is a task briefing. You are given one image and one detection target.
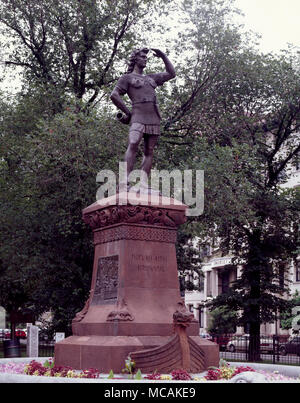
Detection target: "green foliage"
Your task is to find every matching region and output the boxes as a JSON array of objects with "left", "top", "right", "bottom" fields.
[
  {"left": 0, "top": 0, "right": 171, "bottom": 333},
  {"left": 122, "top": 356, "right": 136, "bottom": 378},
  {"left": 0, "top": 0, "right": 299, "bottom": 346},
  {"left": 0, "top": 0, "right": 170, "bottom": 105},
  {"left": 280, "top": 292, "right": 300, "bottom": 330},
  {"left": 207, "top": 307, "right": 237, "bottom": 335},
  {"left": 0, "top": 98, "right": 128, "bottom": 332},
  {"left": 135, "top": 369, "right": 143, "bottom": 380},
  {"left": 176, "top": 225, "right": 204, "bottom": 292},
  {"left": 157, "top": 0, "right": 300, "bottom": 358},
  {"left": 107, "top": 369, "right": 114, "bottom": 379},
  {"left": 43, "top": 359, "right": 55, "bottom": 369}
]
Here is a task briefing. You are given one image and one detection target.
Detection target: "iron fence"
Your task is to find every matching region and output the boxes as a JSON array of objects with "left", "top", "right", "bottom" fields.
[
  {"left": 210, "top": 334, "right": 300, "bottom": 365},
  {"left": 38, "top": 341, "right": 55, "bottom": 357},
  {"left": 0, "top": 339, "right": 55, "bottom": 358},
  {"left": 0, "top": 330, "right": 11, "bottom": 340},
  {"left": 1, "top": 329, "right": 55, "bottom": 357},
  {"left": 2, "top": 332, "right": 300, "bottom": 365}
]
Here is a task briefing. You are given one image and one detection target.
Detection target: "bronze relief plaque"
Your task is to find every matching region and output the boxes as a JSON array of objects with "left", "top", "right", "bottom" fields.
[{"left": 91, "top": 255, "right": 119, "bottom": 305}]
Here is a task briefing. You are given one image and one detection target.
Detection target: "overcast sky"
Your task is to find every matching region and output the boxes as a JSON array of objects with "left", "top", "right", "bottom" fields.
[
  {"left": 234, "top": 0, "right": 300, "bottom": 53},
  {"left": 1, "top": 1, "right": 299, "bottom": 94}
]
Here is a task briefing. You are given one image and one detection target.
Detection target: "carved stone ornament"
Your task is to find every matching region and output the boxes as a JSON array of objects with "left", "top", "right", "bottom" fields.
[
  {"left": 72, "top": 289, "right": 94, "bottom": 323},
  {"left": 83, "top": 205, "right": 186, "bottom": 230},
  {"left": 93, "top": 225, "right": 177, "bottom": 245},
  {"left": 128, "top": 301, "right": 206, "bottom": 373},
  {"left": 91, "top": 256, "right": 119, "bottom": 305},
  {"left": 106, "top": 298, "right": 134, "bottom": 322},
  {"left": 173, "top": 300, "right": 195, "bottom": 328}
]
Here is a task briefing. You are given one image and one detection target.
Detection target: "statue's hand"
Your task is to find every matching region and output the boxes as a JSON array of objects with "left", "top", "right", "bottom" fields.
[
  {"left": 151, "top": 48, "right": 165, "bottom": 58},
  {"left": 117, "top": 111, "right": 131, "bottom": 125}
]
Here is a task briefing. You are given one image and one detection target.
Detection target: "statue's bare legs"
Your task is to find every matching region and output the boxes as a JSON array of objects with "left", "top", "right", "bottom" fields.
[
  {"left": 124, "top": 128, "right": 143, "bottom": 177},
  {"left": 121, "top": 128, "right": 158, "bottom": 191},
  {"left": 141, "top": 134, "right": 158, "bottom": 184}
]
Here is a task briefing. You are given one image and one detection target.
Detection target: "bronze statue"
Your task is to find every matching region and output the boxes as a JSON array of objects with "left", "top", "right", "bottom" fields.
[{"left": 110, "top": 48, "right": 176, "bottom": 192}]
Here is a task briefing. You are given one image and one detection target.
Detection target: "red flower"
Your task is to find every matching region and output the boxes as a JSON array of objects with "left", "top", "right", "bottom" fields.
[{"left": 171, "top": 369, "right": 192, "bottom": 380}]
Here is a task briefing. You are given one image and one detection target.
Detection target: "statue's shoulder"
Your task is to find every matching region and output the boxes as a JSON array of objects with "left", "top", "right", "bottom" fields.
[
  {"left": 147, "top": 72, "right": 170, "bottom": 86},
  {"left": 115, "top": 73, "right": 132, "bottom": 93},
  {"left": 117, "top": 73, "right": 131, "bottom": 82}
]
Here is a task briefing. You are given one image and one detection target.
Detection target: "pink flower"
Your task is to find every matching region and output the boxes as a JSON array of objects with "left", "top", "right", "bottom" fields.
[{"left": 0, "top": 363, "right": 26, "bottom": 374}]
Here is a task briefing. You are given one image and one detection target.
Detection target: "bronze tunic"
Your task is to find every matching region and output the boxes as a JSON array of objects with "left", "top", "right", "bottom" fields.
[{"left": 115, "top": 72, "right": 170, "bottom": 134}]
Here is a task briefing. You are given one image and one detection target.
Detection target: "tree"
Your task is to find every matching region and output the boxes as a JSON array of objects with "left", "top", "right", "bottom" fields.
[
  {"left": 199, "top": 51, "right": 300, "bottom": 359},
  {"left": 0, "top": 0, "right": 299, "bottom": 350},
  {"left": 0, "top": 93, "right": 136, "bottom": 333},
  {"left": 0, "top": 0, "right": 169, "bottom": 107},
  {"left": 176, "top": 228, "right": 204, "bottom": 295},
  {"left": 207, "top": 307, "right": 237, "bottom": 335},
  {"left": 0, "top": 0, "right": 172, "bottom": 334},
  {"left": 154, "top": 0, "right": 300, "bottom": 360},
  {"left": 280, "top": 291, "right": 300, "bottom": 333}
]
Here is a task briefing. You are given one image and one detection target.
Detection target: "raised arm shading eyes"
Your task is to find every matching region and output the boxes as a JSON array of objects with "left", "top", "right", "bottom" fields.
[{"left": 151, "top": 48, "right": 176, "bottom": 80}]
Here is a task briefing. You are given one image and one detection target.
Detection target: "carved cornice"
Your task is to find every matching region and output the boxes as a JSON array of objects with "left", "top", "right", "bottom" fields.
[
  {"left": 83, "top": 204, "right": 186, "bottom": 231},
  {"left": 93, "top": 225, "right": 177, "bottom": 244}
]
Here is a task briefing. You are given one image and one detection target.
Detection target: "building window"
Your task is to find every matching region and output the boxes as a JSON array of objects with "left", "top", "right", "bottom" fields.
[
  {"left": 218, "top": 270, "right": 230, "bottom": 294},
  {"left": 197, "top": 274, "right": 204, "bottom": 292},
  {"left": 198, "top": 306, "right": 203, "bottom": 328},
  {"left": 206, "top": 271, "right": 212, "bottom": 297}
]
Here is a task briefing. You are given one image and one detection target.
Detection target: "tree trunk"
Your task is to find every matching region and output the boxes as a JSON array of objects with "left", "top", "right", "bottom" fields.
[
  {"left": 247, "top": 231, "right": 262, "bottom": 362},
  {"left": 10, "top": 320, "right": 16, "bottom": 341},
  {"left": 248, "top": 313, "right": 261, "bottom": 362}
]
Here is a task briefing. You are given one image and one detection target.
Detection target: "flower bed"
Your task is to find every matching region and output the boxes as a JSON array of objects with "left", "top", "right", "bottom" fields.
[
  {"left": 24, "top": 359, "right": 100, "bottom": 378},
  {"left": 0, "top": 362, "right": 27, "bottom": 375},
  {"left": 0, "top": 358, "right": 299, "bottom": 382},
  {"left": 203, "top": 360, "right": 298, "bottom": 382},
  {"left": 205, "top": 364, "right": 256, "bottom": 380}
]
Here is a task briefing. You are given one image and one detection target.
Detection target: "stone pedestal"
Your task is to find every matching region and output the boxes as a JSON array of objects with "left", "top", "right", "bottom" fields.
[{"left": 54, "top": 192, "right": 218, "bottom": 373}]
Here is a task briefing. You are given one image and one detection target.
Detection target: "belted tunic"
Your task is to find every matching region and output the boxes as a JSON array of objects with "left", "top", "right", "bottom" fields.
[{"left": 115, "top": 72, "right": 170, "bottom": 135}]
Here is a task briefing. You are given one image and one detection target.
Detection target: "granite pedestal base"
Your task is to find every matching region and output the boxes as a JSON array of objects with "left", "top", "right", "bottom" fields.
[{"left": 54, "top": 193, "right": 219, "bottom": 372}]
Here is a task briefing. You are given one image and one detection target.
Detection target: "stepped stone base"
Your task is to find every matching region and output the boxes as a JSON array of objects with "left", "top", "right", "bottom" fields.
[{"left": 55, "top": 335, "right": 218, "bottom": 373}]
